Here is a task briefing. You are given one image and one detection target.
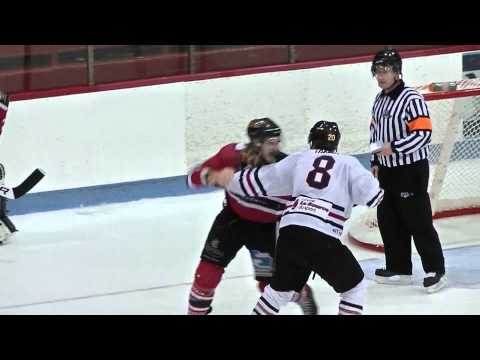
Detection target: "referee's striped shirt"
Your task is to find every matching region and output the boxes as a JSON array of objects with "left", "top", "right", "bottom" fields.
[{"left": 370, "top": 80, "right": 432, "bottom": 168}]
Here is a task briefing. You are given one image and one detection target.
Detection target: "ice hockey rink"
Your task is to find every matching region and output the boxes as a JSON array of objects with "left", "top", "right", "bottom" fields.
[{"left": 1, "top": 189, "right": 479, "bottom": 315}]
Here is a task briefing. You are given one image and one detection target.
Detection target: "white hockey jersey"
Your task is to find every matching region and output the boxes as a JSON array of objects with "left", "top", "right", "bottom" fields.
[{"left": 226, "top": 149, "right": 384, "bottom": 240}]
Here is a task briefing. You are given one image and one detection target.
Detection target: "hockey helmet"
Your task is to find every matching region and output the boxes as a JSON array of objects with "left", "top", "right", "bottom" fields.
[
  {"left": 371, "top": 48, "right": 402, "bottom": 76},
  {"left": 247, "top": 118, "right": 281, "bottom": 144},
  {"left": 308, "top": 120, "right": 341, "bottom": 152}
]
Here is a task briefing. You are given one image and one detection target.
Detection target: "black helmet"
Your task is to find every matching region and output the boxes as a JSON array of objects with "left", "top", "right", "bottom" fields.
[
  {"left": 308, "top": 120, "right": 341, "bottom": 152},
  {"left": 371, "top": 48, "right": 402, "bottom": 76},
  {"left": 247, "top": 118, "right": 281, "bottom": 144}
]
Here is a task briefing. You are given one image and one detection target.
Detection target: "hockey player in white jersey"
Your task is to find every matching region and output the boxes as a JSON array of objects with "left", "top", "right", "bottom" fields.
[
  {"left": 0, "top": 90, "right": 18, "bottom": 245},
  {"left": 214, "top": 120, "right": 384, "bottom": 315}
]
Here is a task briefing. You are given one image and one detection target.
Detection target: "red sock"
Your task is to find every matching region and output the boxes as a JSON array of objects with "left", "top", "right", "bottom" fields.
[
  {"left": 188, "top": 261, "right": 224, "bottom": 315},
  {"left": 257, "top": 280, "right": 269, "bottom": 293}
]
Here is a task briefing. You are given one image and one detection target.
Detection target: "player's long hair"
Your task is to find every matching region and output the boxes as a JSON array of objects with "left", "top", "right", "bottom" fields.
[{"left": 241, "top": 142, "right": 266, "bottom": 167}]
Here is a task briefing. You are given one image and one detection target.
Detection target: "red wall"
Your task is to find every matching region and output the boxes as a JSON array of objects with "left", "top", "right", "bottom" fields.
[{"left": 1, "top": 45, "right": 479, "bottom": 99}]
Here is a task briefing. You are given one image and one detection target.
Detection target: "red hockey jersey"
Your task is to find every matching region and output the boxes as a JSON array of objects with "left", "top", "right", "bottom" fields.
[{"left": 187, "top": 143, "right": 291, "bottom": 223}]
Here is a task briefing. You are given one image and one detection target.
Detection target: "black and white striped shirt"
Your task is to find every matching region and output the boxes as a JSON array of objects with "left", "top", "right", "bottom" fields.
[{"left": 370, "top": 80, "right": 432, "bottom": 168}]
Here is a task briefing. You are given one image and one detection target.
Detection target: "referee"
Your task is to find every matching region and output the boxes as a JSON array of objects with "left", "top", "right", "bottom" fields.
[{"left": 369, "top": 49, "right": 446, "bottom": 293}]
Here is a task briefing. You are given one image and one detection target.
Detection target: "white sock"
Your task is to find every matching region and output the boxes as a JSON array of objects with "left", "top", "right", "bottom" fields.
[
  {"left": 252, "top": 285, "right": 296, "bottom": 315},
  {"left": 338, "top": 278, "right": 366, "bottom": 315}
]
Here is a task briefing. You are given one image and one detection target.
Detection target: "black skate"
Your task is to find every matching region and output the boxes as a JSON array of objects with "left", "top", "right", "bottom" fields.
[
  {"left": 374, "top": 268, "right": 413, "bottom": 285},
  {"left": 423, "top": 272, "right": 447, "bottom": 293},
  {"left": 296, "top": 285, "right": 318, "bottom": 315}
]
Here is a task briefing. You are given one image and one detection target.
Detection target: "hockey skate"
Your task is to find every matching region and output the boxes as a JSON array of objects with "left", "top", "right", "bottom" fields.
[
  {"left": 295, "top": 285, "right": 318, "bottom": 315},
  {"left": 423, "top": 272, "right": 447, "bottom": 293},
  {"left": 374, "top": 268, "right": 413, "bottom": 285}
]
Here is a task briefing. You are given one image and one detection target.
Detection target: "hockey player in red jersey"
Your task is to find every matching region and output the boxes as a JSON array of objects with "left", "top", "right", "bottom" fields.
[
  {"left": 186, "top": 118, "right": 318, "bottom": 315},
  {"left": 0, "top": 90, "right": 18, "bottom": 244},
  {"left": 0, "top": 90, "right": 9, "bottom": 136}
]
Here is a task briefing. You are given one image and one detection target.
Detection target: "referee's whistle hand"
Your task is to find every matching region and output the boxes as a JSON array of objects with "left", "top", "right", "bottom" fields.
[{"left": 376, "top": 143, "right": 393, "bottom": 156}]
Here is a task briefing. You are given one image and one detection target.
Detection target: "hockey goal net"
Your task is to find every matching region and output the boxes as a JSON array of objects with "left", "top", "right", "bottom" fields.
[{"left": 348, "top": 79, "right": 480, "bottom": 251}]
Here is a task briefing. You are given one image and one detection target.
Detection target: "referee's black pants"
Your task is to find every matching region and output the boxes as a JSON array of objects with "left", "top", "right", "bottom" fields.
[{"left": 377, "top": 159, "right": 445, "bottom": 275}]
